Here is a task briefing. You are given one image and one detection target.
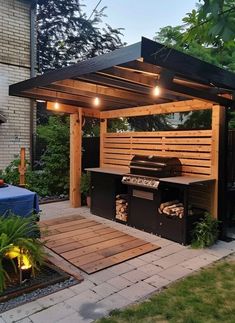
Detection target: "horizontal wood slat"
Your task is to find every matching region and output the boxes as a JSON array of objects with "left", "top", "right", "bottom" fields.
[
  {"left": 102, "top": 129, "right": 213, "bottom": 177},
  {"left": 105, "top": 130, "right": 212, "bottom": 137}
]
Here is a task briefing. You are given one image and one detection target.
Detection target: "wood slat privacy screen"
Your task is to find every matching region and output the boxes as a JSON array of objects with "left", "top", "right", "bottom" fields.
[
  {"left": 102, "top": 130, "right": 212, "bottom": 177},
  {"left": 99, "top": 102, "right": 224, "bottom": 217}
]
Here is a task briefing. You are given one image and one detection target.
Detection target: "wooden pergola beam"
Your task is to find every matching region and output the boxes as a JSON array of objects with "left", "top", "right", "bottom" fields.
[
  {"left": 100, "top": 99, "right": 213, "bottom": 119},
  {"left": 70, "top": 110, "right": 82, "bottom": 207},
  {"left": 47, "top": 84, "right": 139, "bottom": 107},
  {"left": 47, "top": 102, "right": 100, "bottom": 118},
  {"left": 53, "top": 79, "right": 153, "bottom": 105}
]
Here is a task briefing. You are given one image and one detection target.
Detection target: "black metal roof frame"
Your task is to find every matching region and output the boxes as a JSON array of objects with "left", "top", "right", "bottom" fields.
[{"left": 9, "top": 37, "right": 235, "bottom": 110}]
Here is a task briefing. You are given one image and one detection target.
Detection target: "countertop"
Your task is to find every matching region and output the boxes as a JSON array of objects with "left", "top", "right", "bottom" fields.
[
  {"left": 85, "top": 168, "right": 215, "bottom": 186},
  {"left": 160, "top": 176, "right": 215, "bottom": 186},
  {"left": 85, "top": 167, "right": 128, "bottom": 176}
]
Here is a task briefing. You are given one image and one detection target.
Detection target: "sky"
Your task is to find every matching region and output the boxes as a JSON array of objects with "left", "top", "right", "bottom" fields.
[{"left": 83, "top": 0, "right": 197, "bottom": 44}]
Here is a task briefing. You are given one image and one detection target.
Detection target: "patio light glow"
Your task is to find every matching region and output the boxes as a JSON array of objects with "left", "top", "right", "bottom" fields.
[
  {"left": 54, "top": 102, "right": 59, "bottom": 110},
  {"left": 153, "top": 85, "right": 161, "bottom": 96},
  {"left": 93, "top": 97, "right": 100, "bottom": 107},
  {"left": 5, "top": 246, "right": 32, "bottom": 270}
]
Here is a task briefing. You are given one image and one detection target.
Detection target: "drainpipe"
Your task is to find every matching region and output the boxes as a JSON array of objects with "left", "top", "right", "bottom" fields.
[{"left": 30, "top": 0, "right": 37, "bottom": 166}]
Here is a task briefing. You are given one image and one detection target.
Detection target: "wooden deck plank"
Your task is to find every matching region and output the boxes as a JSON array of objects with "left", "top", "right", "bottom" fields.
[
  {"left": 78, "top": 230, "right": 126, "bottom": 245},
  {"left": 43, "top": 218, "right": 97, "bottom": 231},
  {"left": 45, "top": 222, "right": 105, "bottom": 240},
  {"left": 73, "top": 238, "right": 149, "bottom": 267},
  {"left": 44, "top": 224, "right": 110, "bottom": 248},
  {"left": 83, "top": 243, "right": 159, "bottom": 274},
  {"left": 62, "top": 235, "right": 136, "bottom": 260},
  {"left": 42, "top": 215, "right": 160, "bottom": 274},
  {"left": 53, "top": 229, "right": 122, "bottom": 253}
]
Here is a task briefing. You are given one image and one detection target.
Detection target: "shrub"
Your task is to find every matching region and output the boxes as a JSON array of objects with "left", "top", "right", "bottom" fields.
[
  {"left": 191, "top": 213, "right": 220, "bottom": 248},
  {"left": 1, "top": 115, "right": 70, "bottom": 197},
  {"left": 1, "top": 157, "right": 28, "bottom": 186},
  {"left": 36, "top": 115, "right": 70, "bottom": 196},
  {"left": 80, "top": 172, "right": 91, "bottom": 197},
  {"left": 0, "top": 214, "right": 45, "bottom": 292}
]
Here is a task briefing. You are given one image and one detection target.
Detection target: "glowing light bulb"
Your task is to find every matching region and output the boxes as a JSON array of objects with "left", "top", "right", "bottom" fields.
[
  {"left": 153, "top": 85, "right": 161, "bottom": 96},
  {"left": 93, "top": 97, "right": 100, "bottom": 107},
  {"left": 54, "top": 102, "right": 59, "bottom": 110}
]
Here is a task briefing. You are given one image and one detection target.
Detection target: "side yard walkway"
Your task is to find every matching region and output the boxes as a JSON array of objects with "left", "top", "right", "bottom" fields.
[{"left": 1, "top": 201, "right": 235, "bottom": 323}]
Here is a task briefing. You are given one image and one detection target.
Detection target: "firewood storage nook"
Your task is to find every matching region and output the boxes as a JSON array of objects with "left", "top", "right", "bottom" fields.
[{"left": 9, "top": 37, "right": 235, "bottom": 244}]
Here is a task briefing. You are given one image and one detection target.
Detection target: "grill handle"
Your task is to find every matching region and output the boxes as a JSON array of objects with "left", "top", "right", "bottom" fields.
[{"left": 130, "top": 166, "right": 163, "bottom": 172}]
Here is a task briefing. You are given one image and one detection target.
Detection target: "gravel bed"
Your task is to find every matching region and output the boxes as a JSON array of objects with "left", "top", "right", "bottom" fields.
[
  {"left": 39, "top": 195, "right": 68, "bottom": 204},
  {"left": 0, "top": 276, "right": 78, "bottom": 313}
]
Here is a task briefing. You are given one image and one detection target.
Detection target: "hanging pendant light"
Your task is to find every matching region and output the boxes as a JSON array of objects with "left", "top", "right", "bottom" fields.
[
  {"left": 93, "top": 96, "right": 100, "bottom": 107},
  {"left": 153, "top": 84, "right": 161, "bottom": 96},
  {"left": 153, "top": 78, "right": 161, "bottom": 96},
  {"left": 54, "top": 101, "right": 59, "bottom": 110},
  {"left": 93, "top": 85, "right": 101, "bottom": 107}
]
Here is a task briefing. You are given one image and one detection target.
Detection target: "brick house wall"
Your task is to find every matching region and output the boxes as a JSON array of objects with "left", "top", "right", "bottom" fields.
[{"left": 0, "top": 0, "right": 36, "bottom": 170}]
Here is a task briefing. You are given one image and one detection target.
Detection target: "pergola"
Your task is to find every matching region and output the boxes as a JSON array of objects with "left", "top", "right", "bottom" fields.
[{"left": 9, "top": 37, "right": 235, "bottom": 228}]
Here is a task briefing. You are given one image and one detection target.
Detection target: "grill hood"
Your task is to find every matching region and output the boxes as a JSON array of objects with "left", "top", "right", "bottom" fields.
[{"left": 130, "top": 155, "right": 181, "bottom": 177}]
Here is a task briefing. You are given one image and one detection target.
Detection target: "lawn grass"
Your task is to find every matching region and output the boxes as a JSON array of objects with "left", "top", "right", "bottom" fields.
[{"left": 98, "top": 259, "right": 235, "bottom": 323}]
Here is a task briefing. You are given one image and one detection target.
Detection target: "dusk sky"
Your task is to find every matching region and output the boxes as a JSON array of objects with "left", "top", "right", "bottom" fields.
[{"left": 84, "top": 0, "right": 197, "bottom": 44}]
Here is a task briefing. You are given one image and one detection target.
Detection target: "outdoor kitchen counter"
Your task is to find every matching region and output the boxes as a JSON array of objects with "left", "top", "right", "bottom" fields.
[
  {"left": 160, "top": 176, "right": 215, "bottom": 186},
  {"left": 85, "top": 167, "right": 128, "bottom": 176},
  {"left": 86, "top": 167, "right": 128, "bottom": 220}
]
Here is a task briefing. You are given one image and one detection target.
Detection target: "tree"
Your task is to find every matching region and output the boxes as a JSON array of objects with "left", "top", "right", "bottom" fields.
[
  {"left": 154, "top": 25, "right": 235, "bottom": 71},
  {"left": 183, "top": 0, "right": 235, "bottom": 44},
  {"left": 37, "top": 0, "right": 125, "bottom": 72},
  {"left": 154, "top": 22, "right": 235, "bottom": 129}
]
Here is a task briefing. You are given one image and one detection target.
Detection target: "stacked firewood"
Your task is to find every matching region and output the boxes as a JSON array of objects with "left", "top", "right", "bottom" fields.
[
  {"left": 116, "top": 194, "right": 128, "bottom": 222},
  {"left": 159, "top": 200, "right": 184, "bottom": 218}
]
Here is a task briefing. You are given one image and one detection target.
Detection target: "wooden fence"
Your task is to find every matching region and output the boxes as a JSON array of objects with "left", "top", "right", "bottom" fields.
[{"left": 102, "top": 130, "right": 213, "bottom": 178}]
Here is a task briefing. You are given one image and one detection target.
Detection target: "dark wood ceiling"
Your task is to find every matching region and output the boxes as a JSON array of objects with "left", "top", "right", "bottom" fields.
[{"left": 9, "top": 37, "right": 235, "bottom": 110}]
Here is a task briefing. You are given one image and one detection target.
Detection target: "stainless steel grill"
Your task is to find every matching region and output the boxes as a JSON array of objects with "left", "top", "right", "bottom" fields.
[{"left": 122, "top": 155, "right": 181, "bottom": 189}]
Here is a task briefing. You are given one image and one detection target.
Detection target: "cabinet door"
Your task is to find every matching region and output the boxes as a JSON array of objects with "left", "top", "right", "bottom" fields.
[
  {"left": 156, "top": 214, "right": 185, "bottom": 244},
  {"left": 128, "top": 188, "right": 157, "bottom": 234},
  {"left": 90, "top": 173, "right": 115, "bottom": 220}
]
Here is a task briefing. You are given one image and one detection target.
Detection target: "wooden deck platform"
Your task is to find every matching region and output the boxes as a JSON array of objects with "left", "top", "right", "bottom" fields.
[{"left": 40, "top": 215, "right": 160, "bottom": 274}]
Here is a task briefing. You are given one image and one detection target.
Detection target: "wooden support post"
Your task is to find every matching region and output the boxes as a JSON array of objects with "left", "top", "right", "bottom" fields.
[
  {"left": 70, "top": 110, "right": 82, "bottom": 207},
  {"left": 18, "top": 147, "right": 26, "bottom": 187},
  {"left": 100, "top": 118, "right": 107, "bottom": 167},
  {"left": 211, "top": 105, "right": 225, "bottom": 219}
]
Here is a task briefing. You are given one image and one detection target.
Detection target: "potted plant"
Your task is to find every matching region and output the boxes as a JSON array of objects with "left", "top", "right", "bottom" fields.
[{"left": 80, "top": 172, "right": 91, "bottom": 207}]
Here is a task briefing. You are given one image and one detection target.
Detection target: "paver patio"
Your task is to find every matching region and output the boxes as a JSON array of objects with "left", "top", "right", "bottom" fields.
[{"left": 1, "top": 201, "right": 235, "bottom": 323}]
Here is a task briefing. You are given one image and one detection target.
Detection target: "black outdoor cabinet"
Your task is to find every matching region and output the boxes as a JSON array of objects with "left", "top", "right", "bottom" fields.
[
  {"left": 128, "top": 187, "right": 159, "bottom": 233},
  {"left": 90, "top": 170, "right": 127, "bottom": 220},
  {"left": 127, "top": 181, "right": 204, "bottom": 245},
  {"left": 156, "top": 182, "right": 203, "bottom": 245}
]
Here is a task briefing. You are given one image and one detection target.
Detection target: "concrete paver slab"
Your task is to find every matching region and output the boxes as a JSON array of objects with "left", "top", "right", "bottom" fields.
[
  {"left": 107, "top": 276, "right": 132, "bottom": 290},
  {"left": 29, "top": 302, "right": 75, "bottom": 323},
  {"left": 118, "top": 281, "right": 156, "bottom": 302},
  {"left": 1, "top": 301, "right": 43, "bottom": 323},
  {"left": 121, "top": 269, "right": 149, "bottom": 283}
]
